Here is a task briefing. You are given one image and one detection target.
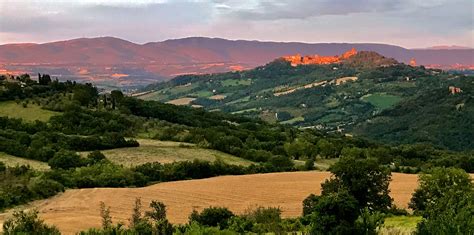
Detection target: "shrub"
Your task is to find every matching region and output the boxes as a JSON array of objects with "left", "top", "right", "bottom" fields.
[
  {"left": 0, "top": 161, "right": 6, "bottom": 173},
  {"left": 309, "top": 190, "right": 360, "bottom": 235},
  {"left": 189, "top": 207, "right": 235, "bottom": 229},
  {"left": 409, "top": 167, "right": 473, "bottom": 214},
  {"left": 86, "top": 151, "right": 107, "bottom": 165},
  {"left": 28, "top": 177, "right": 64, "bottom": 198},
  {"left": 48, "top": 150, "right": 85, "bottom": 170},
  {"left": 416, "top": 190, "right": 474, "bottom": 234},
  {"left": 2, "top": 210, "right": 60, "bottom": 234}
]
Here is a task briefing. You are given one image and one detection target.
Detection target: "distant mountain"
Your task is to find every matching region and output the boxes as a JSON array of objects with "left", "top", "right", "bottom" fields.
[
  {"left": 138, "top": 50, "right": 473, "bottom": 150},
  {"left": 0, "top": 37, "right": 473, "bottom": 88},
  {"left": 422, "top": 45, "right": 472, "bottom": 50}
]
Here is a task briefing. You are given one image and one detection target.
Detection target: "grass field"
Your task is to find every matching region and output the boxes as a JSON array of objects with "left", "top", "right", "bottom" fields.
[
  {"left": 136, "top": 91, "right": 168, "bottom": 101},
  {"left": 293, "top": 157, "right": 339, "bottom": 171},
  {"left": 0, "top": 152, "right": 50, "bottom": 171},
  {"left": 0, "top": 101, "right": 59, "bottom": 122},
  {"left": 0, "top": 172, "right": 420, "bottom": 234},
  {"left": 165, "top": 97, "right": 196, "bottom": 106},
  {"left": 221, "top": 79, "right": 251, "bottom": 87},
  {"left": 361, "top": 93, "right": 402, "bottom": 110},
  {"left": 380, "top": 216, "right": 422, "bottom": 235},
  {"left": 80, "top": 139, "right": 253, "bottom": 167},
  {"left": 191, "top": 90, "right": 213, "bottom": 98},
  {"left": 280, "top": 116, "right": 304, "bottom": 125},
  {"left": 231, "top": 108, "right": 258, "bottom": 114}
]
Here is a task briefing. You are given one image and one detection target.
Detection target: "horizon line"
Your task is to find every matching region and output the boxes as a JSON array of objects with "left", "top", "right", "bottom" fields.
[{"left": 1, "top": 36, "right": 472, "bottom": 50}]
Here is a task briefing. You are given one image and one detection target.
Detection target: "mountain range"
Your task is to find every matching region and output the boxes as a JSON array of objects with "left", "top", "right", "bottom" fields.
[{"left": 1, "top": 37, "right": 473, "bottom": 88}]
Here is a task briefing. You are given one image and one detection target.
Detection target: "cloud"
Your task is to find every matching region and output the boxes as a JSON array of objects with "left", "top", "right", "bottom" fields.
[
  {"left": 222, "top": 0, "right": 401, "bottom": 20},
  {"left": 0, "top": 0, "right": 472, "bottom": 47}
]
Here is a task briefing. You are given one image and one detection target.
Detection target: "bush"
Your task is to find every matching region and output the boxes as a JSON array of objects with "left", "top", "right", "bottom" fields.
[
  {"left": 48, "top": 150, "right": 85, "bottom": 170},
  {"left": 409, "top": 167, "right": 473, "bottom": 214},
  {"left": 86, "top": 151, "right": 107, "bottom": 165},
  {"left": 28, "top": 177, "right": 64, "bottom": 198},
  {"left": 133, "top": 162, "right": 163, "bottom": 182},
  {"left": 304, "top": 157, "right": 316, "bottom": 170},
  {"left": 267, "top": 155, "right": 294, "bottom": 171},
  {"left": 70, "top": 162, "right": 147, "bottom": 188},
  {"left": 2, "top": 210, "right": 60, "bottom": 234},
  {"left": 242, "top": 206, "right": 284, "bottom": 234},
  {"left": 243, "top": 206, "right": 282, "bottom": 224},
  {"left": 189, "top": 207, "right": 235, "bottom": 229},
  {"left": 416, "top": 190, "right": 474, "bottom": 234},
  {"left": 0, "top": 161, "right": 6, "bottom": 173},
  {"left": 309, "top": 190, "right": 360, "bottom": 235}
]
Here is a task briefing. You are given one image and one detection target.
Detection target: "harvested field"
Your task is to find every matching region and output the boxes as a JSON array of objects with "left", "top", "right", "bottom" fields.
[
  {"left": 0, "top": 172, "right": 422, "bottom": 234},
  {"left": 209, "top": 94, "right": 226, "bottom": 100},
  {"left": 165, "top": 97, "right": 196, "bottom": 106}
]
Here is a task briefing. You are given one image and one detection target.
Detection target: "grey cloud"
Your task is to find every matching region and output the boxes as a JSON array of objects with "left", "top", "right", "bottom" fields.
[{"left": 224, "top": 0, "right": 401, "bottom": 20}]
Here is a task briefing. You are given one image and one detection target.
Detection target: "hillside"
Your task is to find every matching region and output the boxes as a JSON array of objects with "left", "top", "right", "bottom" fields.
[
  {"left": 140, "top": 50, "right": 474, "bottom": 150},
  {"left": 1, "top": 37, "right": 473, "bottom": 88},
  {"left": 353, "top": 76, "right": 474, "bottom": 150}
]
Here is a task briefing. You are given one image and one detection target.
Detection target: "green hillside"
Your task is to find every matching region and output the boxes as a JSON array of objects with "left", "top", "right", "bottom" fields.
[
  {"left": 139, "top": 52, "right": 473, "bottom": 151},
  {"left": 0, "top": 101, "right": 59, "bottom": 122},
  {"left": 353, "top": 76, "right": 474, "bottom": 150}
]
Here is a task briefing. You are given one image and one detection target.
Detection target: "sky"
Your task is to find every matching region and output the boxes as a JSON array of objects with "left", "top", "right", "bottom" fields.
[{"left": 0, "top": 0, "right": 473, "bottom": 48}]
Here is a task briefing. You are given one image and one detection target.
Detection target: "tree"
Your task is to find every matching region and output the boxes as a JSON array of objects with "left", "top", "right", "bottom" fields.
[
  {"left": 309, "top": 190, "right": 360, "bottom": 235},
  {"left": 48, "top": 150, "right": 85, "bottom": 169},
  {"left": 3, "top": 210, "right": 60, "bottom": 235},
  {"left": 130, "top": 198, "right": 143, "bottom": 227},
  {"left": 304, "top": 157, "right": 316, "bottom": 170},
  {"left": 145, "top": 200, "right": 167, "bottom": 222},
  {"left": 38, "top": 73, "right": 52, "bottom": 85},
  {"left": 409, "top": 167, "right": 473, "bottom": 213},
  {"left": 86, "top": 151, "right": 107, "bottom": 165},
  {"left": 145, "top": 200, "right": 173, "bottom": 235},
  {"left": 110, "top": 90, "right": 124, "bottom": 109},
  {"left": 416, "top": 189, "right": 474, "bottom": 234},
  {"left": 302, "top": 194, "right": 319, "bottom": 216},
  {"left": 73, "top": 84, "right": 98, "bottom": 106},
  {"left": 284, "top": 138, "right": 316, "bottom": 160},
  {"left": 267, "top": 155, "right": 294, "bottom": 171},
  {"left": 354, "top": 208, "right": 385, "bottom": 235},
  {"left": 323, "top": 157, "right": 392, "bottom": 211},
  {"left": 189, "top": 207, "right": 235, "bottom": 228},
  {"left": 100, "top": 201, "right": 112, "bottom": 229},
  {"left": 316, "top": 139, "right": 338, "bottom": 158}
]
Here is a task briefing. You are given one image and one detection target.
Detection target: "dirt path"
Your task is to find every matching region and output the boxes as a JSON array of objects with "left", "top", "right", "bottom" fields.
[{"left": 0, "top": 172, "right": 419, "bottom": 234}]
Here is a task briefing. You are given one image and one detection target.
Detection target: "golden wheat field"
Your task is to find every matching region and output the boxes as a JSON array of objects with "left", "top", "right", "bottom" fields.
[{"left": 0, "top": 171, "right": 421, "bottom": 234}]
